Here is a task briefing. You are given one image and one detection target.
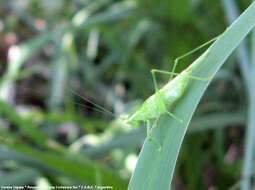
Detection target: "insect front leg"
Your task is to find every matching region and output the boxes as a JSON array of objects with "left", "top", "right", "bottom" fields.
[
  {"left": 146, "top": 120, "right": 161, "bottom": 151},
  {"left": 166, "top": 111, "right": 183, "bottom": 124}
]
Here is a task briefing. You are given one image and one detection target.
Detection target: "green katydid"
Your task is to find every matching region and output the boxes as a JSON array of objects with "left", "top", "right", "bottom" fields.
[
  {"left": 69, "top": 35, "right": 221, "bottom": 151},
  {"left": 120, "top": 35, "right": 222, "bottom": 151},
  {"left": 58, "top": 34, "right": 222, "bottom": 151}
]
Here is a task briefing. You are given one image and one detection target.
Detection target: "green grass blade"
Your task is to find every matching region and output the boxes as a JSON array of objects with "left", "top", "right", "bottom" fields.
[
  {"left": 0, "top": 127, "right": 128, "bottom": 189},
  {"left": 0, "top": 143, "right": 128, "bottom": 189},
  {"left": 128, "top": 2, "right": 255, "bottom": 190},
  {"left": 71, "top": 2, "right": 135, "bottom": 32}
]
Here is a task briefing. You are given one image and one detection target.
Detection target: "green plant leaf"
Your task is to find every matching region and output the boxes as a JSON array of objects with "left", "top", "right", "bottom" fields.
[
  {"left": 0, "top": 140, "right": 128, "bottom": 189},
  {"left": 128, "top": 2, "right": 255, "bottom": 190}
]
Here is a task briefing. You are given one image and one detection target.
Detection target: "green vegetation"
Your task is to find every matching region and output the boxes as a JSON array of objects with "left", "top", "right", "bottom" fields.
[{"left": 0, "top": 0, "right": 255, "bottom": 189}]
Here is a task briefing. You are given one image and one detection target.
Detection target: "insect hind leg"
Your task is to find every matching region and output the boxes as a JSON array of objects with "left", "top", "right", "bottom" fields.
[
  {"left": 169, "top": 35, "right": 219, "bottom": 81},
  {"left": 150, "top": 69, "right": 160, "bottom": 93},
  {"left": 151, "top": 69, "right": 213, "bottom": 82}
]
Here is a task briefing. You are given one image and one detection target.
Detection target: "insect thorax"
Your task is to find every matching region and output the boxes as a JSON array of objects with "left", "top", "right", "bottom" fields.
[{"left": 138, "top": 92, "right": 167, "bottom": 120}]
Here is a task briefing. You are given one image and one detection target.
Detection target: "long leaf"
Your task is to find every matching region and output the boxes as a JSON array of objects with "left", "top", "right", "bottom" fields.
[{"left": 128, "top": 2, "right": 255, "bottom": 190}]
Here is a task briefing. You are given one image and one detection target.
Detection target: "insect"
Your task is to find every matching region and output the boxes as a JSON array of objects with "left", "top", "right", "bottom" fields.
[
  {"left": 120, "top": 35, "right": 221, "bottom": 151},
  {"left": 70, "top": 35, "right": 221, "bottom": 151}
]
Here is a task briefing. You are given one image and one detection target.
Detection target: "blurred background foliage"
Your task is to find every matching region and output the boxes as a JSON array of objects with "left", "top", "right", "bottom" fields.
[{"left": 0, "top": 0, "right": 254, "bottom": 189}]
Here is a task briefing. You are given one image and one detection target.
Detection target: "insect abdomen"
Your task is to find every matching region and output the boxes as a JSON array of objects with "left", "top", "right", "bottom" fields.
[{"left": 161, "top": 74, "right": 189, "bottom": 107}]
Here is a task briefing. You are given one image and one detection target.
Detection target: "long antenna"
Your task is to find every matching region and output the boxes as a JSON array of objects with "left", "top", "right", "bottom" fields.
[
  {"left": 12, "top": 84, "right": 116, "bottom": 117},
  {"left": 68, "top": 89, "right": 115, "bottom": 116},
  {"left": 73, "top": 101, "right": 115, "bottom": 117}
]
